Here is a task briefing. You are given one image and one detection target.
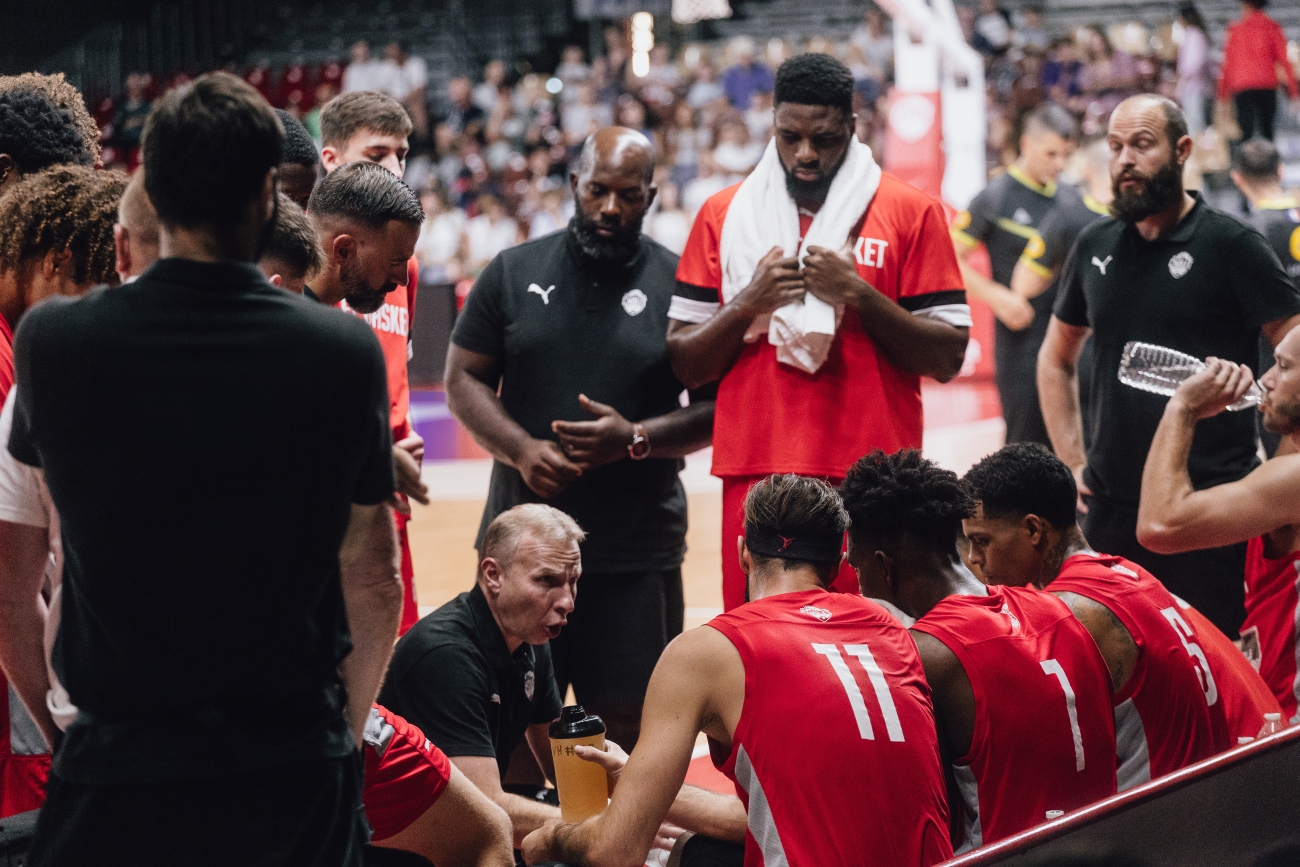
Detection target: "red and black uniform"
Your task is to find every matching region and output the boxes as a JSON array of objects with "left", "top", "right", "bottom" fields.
[
  {"left": 1050, "top": 553, "right": 1219, "bottom": 789},
  {"left": 362, "top": 704, "right": 451, "bottom": 841},
  {"left": 673, "top": 176, "right": 969, "bottom": 610},
  {"left": 913, "top": 586, "right": 1116, "bottom": 850},
  {"left": 0, "top": 311, "right": 49, "bottom": 817},
  {"left": 341, "top": 258, "right": 419, "bottom": 633},
  {"left": 707, "top": 589, "right": 952, "bottom": 867}
]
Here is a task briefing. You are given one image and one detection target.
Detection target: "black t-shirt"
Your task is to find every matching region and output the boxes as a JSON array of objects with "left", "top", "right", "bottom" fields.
[
  {"left": 451, "top": 227, "right": 690, "bottom": 573},
  {"left": 957, "top": 168, "right": 1082, "bottom": 360},
  {"left": 1022, "top": 193, "right": 1112, "bottom": 280},
  {"left": 1053, "top": 194, "right": 1300, "bottom": 505},
  {"left": 1248, "top": 200, "right": 1300, "bottom": 376},
  {"left": 377, "top": 585, "right": 563, "bottom": 776},
  {"left": 9, "top": 259, "right": 395, "bottom": 784}
]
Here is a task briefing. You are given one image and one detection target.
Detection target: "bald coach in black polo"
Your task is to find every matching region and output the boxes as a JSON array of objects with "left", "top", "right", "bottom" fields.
[{"left": 445, "top": 127, "right": 715, "bottom": 749}]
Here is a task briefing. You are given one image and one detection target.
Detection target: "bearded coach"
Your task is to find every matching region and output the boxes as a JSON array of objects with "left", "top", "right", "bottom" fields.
[
  {"left": 445, "top": 127, "right": 713, "bottom": 750},
  {"left": 666, "top": 53, "right": 970, "bottom": 612}
]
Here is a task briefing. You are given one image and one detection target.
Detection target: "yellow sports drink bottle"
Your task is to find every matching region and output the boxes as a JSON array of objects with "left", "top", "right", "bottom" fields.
[{"left": 548, "top": 706, "right": 608, "bottom": 822}]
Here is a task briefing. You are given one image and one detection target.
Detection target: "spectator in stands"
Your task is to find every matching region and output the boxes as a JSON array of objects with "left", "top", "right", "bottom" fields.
[
  {"left": 712, "top": 117, "right": 761, "bottom": 178},
  {"left": 562, "top": 82, "right": 612, "bottom": 148},
  {"left": 974, "top": 0, "right": 1012, "bottom": 56},
  {"left": 646, "top": 179, "right": 691, "bottom": 256},
  {"left": 0, "top": 85, "right": 96, "bottom": 196},
  {"left": 275, "top": 108, "right": 321, "bottom": 210},
  {"left": 556, "top": 45, "right": 590, "bottom": 98},
  {"left": 851, "top": 7, "right": 894, "bottom": 83},
  {"left": 1176, "top": 4, "right": 1212, "bottom": 135},
  {"left": 1217, "top": 0, "right": 1299, "bottom": 142},
  {"left": 721, "top": 37, "right": 774, "bottom": 111},
  {"left": 680, "top": 149, "right": 727, "bottom": 216},
  {"left": 109, "top": 72, "right": 152, "bottom": 150},
  {"left": 258, "top": 194, "right": 324, "bottom": 295},
  {"left": 461, "top": 194, "right": 520, "bottom": 275},
  {"left": 526, "top": 188, "right": 566, "bottom": 240},
  {"left": 1017, "top": 6, "right": 1050, "bottom": 52},
  {"left": 1078, "top": 26, "right": 1141, "bottom": 119},
  {"left": 447, "top": 76, "right": 487, "bottom": 144},
  {"left": 416, "top": 185, "right": 467, "bottom": 283},
  {"left": 343, "top": 39, "right": 400, "bottom": 96},
  {"left": 1042, "top": 37, "right": 1084, "bottom": 107},
  {"left": 687, "top": 59, "right": 725, "bottom": 109},
  {"left": 386, "top": 41, "right": 429, "bottom": 143},
  {"left": 475, "top": 60, "right": 508, "bottom": 114}
]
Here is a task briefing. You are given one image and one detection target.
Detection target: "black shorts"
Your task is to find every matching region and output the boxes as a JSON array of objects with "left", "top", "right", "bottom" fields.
[
  {"left": 551, "top": 567, "right": 685, "bottom": 706},
  {"left": 29, "top": 756, "right": 366, "bottom": 867}
]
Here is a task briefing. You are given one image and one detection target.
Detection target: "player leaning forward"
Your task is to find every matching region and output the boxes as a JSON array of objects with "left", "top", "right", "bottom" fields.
[{"left": 666, "top": 53, "right": 970, "bottom": 611}]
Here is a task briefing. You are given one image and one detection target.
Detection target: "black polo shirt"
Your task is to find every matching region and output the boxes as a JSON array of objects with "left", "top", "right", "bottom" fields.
[
  {"left": 1053, "top": 193, "right": 1300, "bottom": 505},
  {"left": 1247, "top": 198, "right": 1300, "bottom": 377},
  {"left": 377, "top": 585, "right": 563, "bottom": 776},
  {"left": 451, "top": 225, "right": 690, "bottom": 573},
  {"left": 1021, "top": 193, "right": 1111, "bottom": 282}
]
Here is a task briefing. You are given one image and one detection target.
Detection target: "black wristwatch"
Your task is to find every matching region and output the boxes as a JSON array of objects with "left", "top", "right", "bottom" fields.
[{"left": 627, "top": 423, "right": 651, "bottom": 460}]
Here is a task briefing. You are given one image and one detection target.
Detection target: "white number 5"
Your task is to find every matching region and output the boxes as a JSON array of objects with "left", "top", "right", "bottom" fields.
[
  {"left": 1041, "top": 659, "right": 1086, "bottom": 772},
  {"left": 813, "top": 643, "right": 906, "bottom": 742},
  {"left": 1161, "top": 606, "right": 1219, "bottom": 707}
]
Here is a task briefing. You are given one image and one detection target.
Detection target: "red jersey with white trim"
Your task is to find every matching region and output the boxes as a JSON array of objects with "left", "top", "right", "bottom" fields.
[
  {"left": 674, "top": 174, "right": 967, "bottom": 479},
  {"left": 1242, "top": 535, "right": 1300, "bottom": 720},
  {"left": 1049, "top": 552, "right": 1219, "bottom": 789},
  {"left": 363, "top": 704, "right": 451, "bottom": 841},
  {"left": 1177, "top": 594, "right": 1282, "bottom": 742},
  {"left": 913, "top": 586, "right": 1116, "bottom": 849},
  {"left": 339, "top": 258, "right": 416, "bottom": 438},
  {"left": 708, "top": 589, "right": 952, "bottom": 867}
]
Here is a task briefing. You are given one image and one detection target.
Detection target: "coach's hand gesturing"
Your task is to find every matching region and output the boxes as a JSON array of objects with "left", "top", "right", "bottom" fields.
[{"left": 734, "top": 246, "right": 805, "bottom": 318}]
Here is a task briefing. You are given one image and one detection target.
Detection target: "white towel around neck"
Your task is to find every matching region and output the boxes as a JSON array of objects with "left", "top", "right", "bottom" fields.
[{"left": 719, "top": 136, "right": 882, "bottom": 374}]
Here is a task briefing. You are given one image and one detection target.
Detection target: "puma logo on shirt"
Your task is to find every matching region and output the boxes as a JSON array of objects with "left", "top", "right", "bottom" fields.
[
  {"left": 528, "top": 283, "right": 556, "bottom": 304},
  {"left": 1092, "top": 255, "right": 1112, "bottom": 275}
]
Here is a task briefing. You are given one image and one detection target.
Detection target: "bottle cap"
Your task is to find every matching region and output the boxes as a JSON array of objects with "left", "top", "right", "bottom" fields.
[
  {"left": 1239, "top": 736, "right": 1255, "bottom": 744},
  {"left": 1046, "top": 810, "right": 1065, "bottom": 820},
  {"left": 1265, "top": 713, "right": 1282, "bottom": 721},
  {"left": 549, "top": 705, "right": 606, "bottom": 740}
]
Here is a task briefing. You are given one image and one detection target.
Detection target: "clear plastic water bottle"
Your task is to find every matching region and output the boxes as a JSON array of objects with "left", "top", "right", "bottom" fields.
[
  {"left": 1117, "top": 342, "right": 1262, "bottom": 411},
  {"left": 1257, "top": 712, "right": 1285, "bottom": 738}
]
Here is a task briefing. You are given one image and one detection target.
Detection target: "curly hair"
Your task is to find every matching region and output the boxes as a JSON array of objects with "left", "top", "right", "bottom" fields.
[
  {"left": 0, "top": 72, "right": 101, "bottom": 167},
  {"left": 275, "top": 108, "right": 319, "bottom": 170},
  {"left": 774, "top": 53, "right": 854, "bottom": 118},
  {"left": 0, "top": 88, "right": 95, "bottom": 176},
  {"left": 963, "top": 444, "right": 1078, "bottom": 530},
  {"left": 840, "top": 449, "right": 974, "bottom": 550},
  {"left": 0, "top": 165, "right": 129, "bottom": 285}
]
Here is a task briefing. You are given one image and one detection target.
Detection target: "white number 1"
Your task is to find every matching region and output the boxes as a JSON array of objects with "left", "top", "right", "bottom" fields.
[
  {"left": 1041, "top": 659, "right": 1086, "bottom": 772},
  {"left": 813, "top": 643, "right": 906, "bottom": 742}
]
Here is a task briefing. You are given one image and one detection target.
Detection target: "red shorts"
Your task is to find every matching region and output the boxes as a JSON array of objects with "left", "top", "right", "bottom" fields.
[
  {"left": 363, "top": 705, "right": 451, "bottom": 841},
  {"left": 721, "top": 475, "right": 859, "bottom": 611},
  {"left": 396, "top": 510, "right": 417, "bottom": 635}
]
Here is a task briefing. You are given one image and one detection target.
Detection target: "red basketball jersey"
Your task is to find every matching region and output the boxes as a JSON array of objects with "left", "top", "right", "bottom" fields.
[
  {"left": 708, "top": 590, "right": 952, "bottom": 867},
  {"left": 1242, "top": 534, "right": 1300, "bottom": 721},
  {"left": 1049, "top": 553, "right": 1219, "bottom": 789},
  {"left": 913, "top": 586, "right": 1116, "bottom": 850},
  {"left": 1177, "top": 596, "right": 1282, "bottom": 743}
]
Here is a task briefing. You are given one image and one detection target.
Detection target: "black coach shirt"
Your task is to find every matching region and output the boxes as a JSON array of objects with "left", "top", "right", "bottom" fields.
[
  {"left": 1054, "top": 193, "right": 1300, "bottom": 505},
  {"left": 9, "top": 259, "right": 395, "bottom": 784},
  {"left": 452, "top": 226, "right": 689, "bottom": 572},
  {"left": 377, "top": 585, "right": 563, "bottom": 775}
]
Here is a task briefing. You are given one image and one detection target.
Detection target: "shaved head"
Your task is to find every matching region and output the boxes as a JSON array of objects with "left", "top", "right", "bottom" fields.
[
  {"left": 576, "top": 127, "right": 655, "bottom": 184},
  {"left": 118, "top": 173, "right": 159, "bottom": 249}
]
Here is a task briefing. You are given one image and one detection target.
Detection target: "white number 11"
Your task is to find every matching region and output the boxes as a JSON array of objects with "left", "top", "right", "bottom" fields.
[{"left": 813, "top": 643, "right": 906, "bottom": 742}]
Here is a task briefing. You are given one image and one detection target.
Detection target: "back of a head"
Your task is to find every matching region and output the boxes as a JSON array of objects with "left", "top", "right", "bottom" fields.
[
  {"left": 0, "top": 72, "right": 101, "bottom": 168},
  {"left": 744, "top": 474, "right": 850, "bottom": 582},
  {"left": 1234, "top": 138, "right": 1281, "bottom": 184},
  {"left": 0, "top": 86, "right": 96, "bottom": 178},
  {"left": 962, "top": 443, "right": 1078, "bottom": 531},
  {"left": 481, "top": 503, "right": 585, "bottom": 571},
  {"left": 118, "top": 172, "right": 160, "bottom": 260},
  {"left": 275, "top": 108, "right": 320, "bottom": 170},
  {"left": 142, "top": 72, "right": 283, "bottom": 230},
  {"left": 319, "top": 90, "right": 412, "bottom": 151},
  {"left": 1024, "top": 101, "right": 1078, "bottom": 143},
  {"left": 774, "top": 53, "right": 855, "bottom": 119},
  {"left": 261, "top": 193, "right": 324, "bottom": 281},
  {"left": 0, "top": 165, "right": 129, "bottom": 285},
  {"left": 307, "top": 161, "right": 424, "bottom": 232},
  {"left": 840, "top": 450, "right": 974, "bottom": 552}
]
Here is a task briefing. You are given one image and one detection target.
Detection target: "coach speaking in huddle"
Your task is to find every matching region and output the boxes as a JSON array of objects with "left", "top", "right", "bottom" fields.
[{"left": 445, "top": 127, "right": 714, "bottom": 750}]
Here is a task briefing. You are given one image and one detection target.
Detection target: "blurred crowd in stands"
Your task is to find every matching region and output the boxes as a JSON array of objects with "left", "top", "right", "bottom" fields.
[{"left": 88, "top": 1, "right": 1299, "bottom": 289}]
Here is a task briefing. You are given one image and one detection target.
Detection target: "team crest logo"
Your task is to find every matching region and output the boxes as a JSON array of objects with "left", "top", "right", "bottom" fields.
[
  {"left": 524, "top": 671, "right": 535, "bottom": 701},
  {"left": 1168, "top": 251, "right": 1194, "bottom": 279},
  {"left": 800, "top": 605, "right": 832, "bottom": 623},
  {"left": 621, "top": 289, "right": 648, "bottom": 316}
]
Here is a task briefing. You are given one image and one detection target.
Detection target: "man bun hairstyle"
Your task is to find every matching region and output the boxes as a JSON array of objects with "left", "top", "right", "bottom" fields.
[
  {"left": 0, "top": 87, "right": 96, "bottom": 176},
  {"left": 840, "top": 449, "right": 973, "bottom": 551},
  {"left": 962, "top": 443, "right": 1078, "bottom": 531},
  {"left": 0, "top": 72, "right": 101, "bottom": 168},
  {"left": 319, "top": 91, "right": 412, "bottom": 150},
  {"left": 1234, "top": 138, "right": 1281, "bottom": 184},
  {"left": 275, "top": 108, "right": 320, "bottom": 171},
  {"left": 261, "top": 193, "right": 324, "bottom": 280},
  {"left": 142, "top": 72, "right": 283, "bottom": 230},
  {"left": 0, "top": 165, "right": 129, "bottom": 285},
  {"left": 307, "top": 161, "right": 424, "bottom": 231},
  {"left": 774, "top": 53, "right": 854, "bottom": 119},
  {"left": 744, "top": 474, "right": 850, "bottom": 581}
]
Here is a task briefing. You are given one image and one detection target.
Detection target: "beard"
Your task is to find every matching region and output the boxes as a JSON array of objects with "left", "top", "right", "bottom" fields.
[
  {"left": 1110, "top": 156, "right": 1184, "bottom": 224},
  {"left": 781, "top": 149, "right": 847, "bottom": 208},
  {"left": 1262, "top": 396, "right": 1300, "bottom": 437},
  {"left": 571, "top": 208, "right": 644, "bottom": 265},
  {"left": 340, "top": 264, "right": 394, "bottom": 314}
]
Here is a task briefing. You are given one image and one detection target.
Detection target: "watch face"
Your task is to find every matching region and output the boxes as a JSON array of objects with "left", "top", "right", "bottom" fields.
[{"left": 629, "top": 438, "right": 651, "bottom": 459}]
